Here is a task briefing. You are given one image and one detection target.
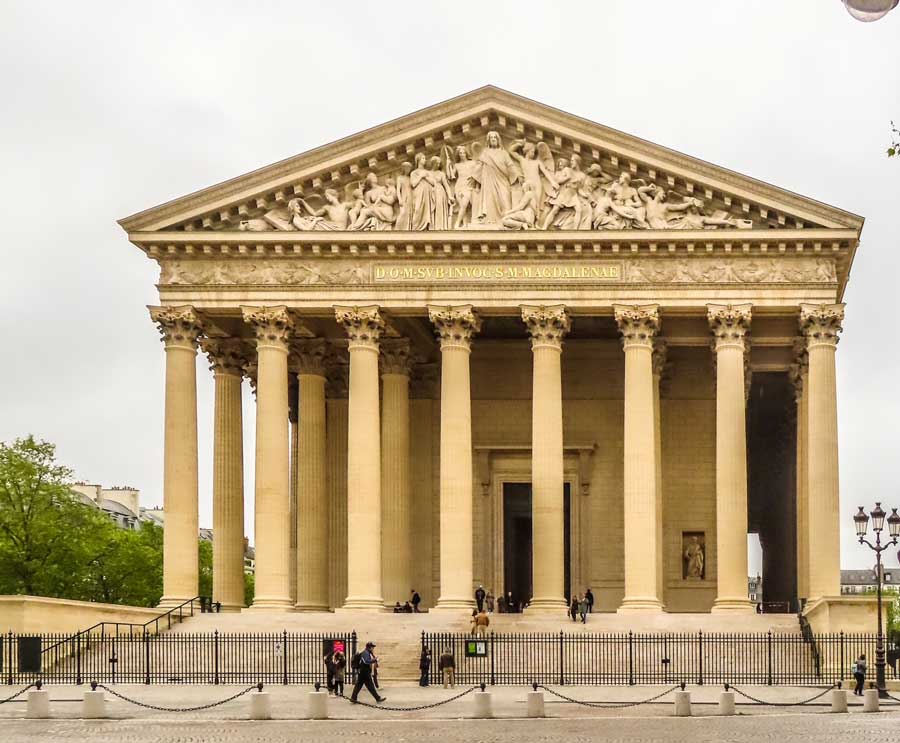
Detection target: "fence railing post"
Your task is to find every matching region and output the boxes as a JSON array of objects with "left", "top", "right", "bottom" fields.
[
  {"left": 627, "top": 631, "right": 634, "bottom": 686},
  {"left": 351, "top": 631, "right": 358, "bottom": 685},
  {"left": 489, "top": 632, "right": 495, "bottom": 686},
  {"left": 559, "top": 631, "right": 565, "bottom": 686},
  {"left": 144, "top": 629, "right": 151, "bottom": 685},
  {"left": 214, "top": 630, "right": 220, "bottom": 685},
  {"left": 697, "top": 630, "right": 704, "bottom": 686},
  {"left": 282, "top": 630, "right": 288, "bottom": 685},
  {"left": 767, "top": 631, "right": 773, "bottom": 686},
  {"left": 840, "top": 631, "right": 845, "bottom": 682},
  {"left": 6, "top": 631, "right": 12, "bottom": 685}
]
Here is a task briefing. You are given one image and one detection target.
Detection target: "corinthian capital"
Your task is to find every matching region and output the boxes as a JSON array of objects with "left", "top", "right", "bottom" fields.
[
  {"left": 149, "top": 305, "right": 204, "bottom": 350},
  {"left": 651, "top": 338, "right": 669, "bottom": 378},
  {"left": 614, "top": 304, "right": 659, "bottom": 350},
  {"left": 380, "top": 338, "right": 412, "bottom": 376},
  {"left": 241, "top": 305, "right": 294, "bottom": 350},
  {"left": 799, "top": 303, "right": 845, "bottom": 349},
  {"left": 428, "top": 305, "right": 481, "bottom": 351},
  {"left": 200, "top": 337, "right": 250, "bottom": 376},
  {"left": 290, "top": 338, "right": 328, "bottom": 376},
  {"left": 707, "top": 303, "right": 752, "bottom": 351},
  {"left": 521, "top": 305, "right": 571, "bottom": 351},
  {"left": 334, "top": 305, "right": 384, "bottom": 351}
]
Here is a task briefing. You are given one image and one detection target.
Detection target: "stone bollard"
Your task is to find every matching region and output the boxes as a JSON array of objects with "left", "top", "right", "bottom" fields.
[
  {"left": 674, "top": 689, "right": 692, "bottom": 717},
  {"left": 26, "top": 688, "right": 50, "bottom": 719},
  {"left": 250, "top": 690, "right": 272, "bottom": 720},
  {"left": 473, "top": 685, "right": 493, "bottom": 719},
  {"left": 863, "top": 687, "right": 880, "bottom": 713},
  {"left": 718, "top": 690, "right": 735, "bottom": 716},
  {"left": 830, "top": 688, "right": 848, "bottom": 713},
  {"left": 308, "top": 689, "right": 328, "bottom": 720},
  {"left": 526, "top": 689, "right": 545, "bottom": 718},
  {"left": 83, "top": 683, "right": 106, "bottom": 719}
]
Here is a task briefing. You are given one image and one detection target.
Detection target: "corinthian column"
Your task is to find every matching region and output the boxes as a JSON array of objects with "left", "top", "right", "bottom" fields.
[
  {"left": 242, "top": 306, "right": 294, "bottom": 610},
  {"left": 380, "top": 338, "right": 412, "bottom": 609},
  {"left": 200, "top": 338, "right": 247, "bottom": 612},
  {"left": 652, "top": 340, "right": 668, "bottom": 607},
  {"left": 708, "top": 304, "right": 753, "bottom": 613},
  {"left": 429, "top": 305, "right": 481, "bottom": 610},
  {"left": 790, "top": 340, "right": 810, "bottom": 602},
  {"left": 800, "top": 303, "right": 844, "bottom": 601},
  {"left": 149, "top": 306, "right": 204, "bottom": 608},
  {"left": 522, "top": 305, "right": 570, "bottom": 611},
  {"left": 292, "top": 339, "right": 329, "bottom": 611},
  {"left": 335, "top": 306, "right": 385, "bottom": 610},
  {"left": 615, "top": 305, "right": 663, "bottom": 612}
]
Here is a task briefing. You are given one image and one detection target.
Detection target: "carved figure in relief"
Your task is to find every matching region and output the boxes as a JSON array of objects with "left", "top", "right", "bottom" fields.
[
  {"left": 508, "top": 140, "right": 558, "bottom": 221},
  {"left": 501, "top": 181, "right": 539, "bottom": 230},
  {"left": 542, "top": 154, "right": 590, "bottom": 230},
  {"left": 410, "top": 153, "right": 435, "bottom": 231},
  {"left": 670, "top": 198, "right": 739, "bottom": 230},
  {"left": 429, "top": 155, "right": 456, "bottom": 230},
  {"left": 637, "top": 185, "right": 694, "bottom": 228},
  {"left": 470, "top": 131, "right": 521, "bottom": 225},
  {"left": 683, "top": 536, "right": 705, "bottom": 579},
  {"left": 394, "top": 162, "right": 414, "bottom": 231},
  {"left": 449, "top": 146, "right": 479, "bottom": 229},
  {"left": 608, "top": 172, "right": 649, "bottom": 229},
  {"left": 291, "top": 189, "right": 352, "bottom": 231},
  {"left": 349, "top": 173, "right": 397, "bottom": 230}
]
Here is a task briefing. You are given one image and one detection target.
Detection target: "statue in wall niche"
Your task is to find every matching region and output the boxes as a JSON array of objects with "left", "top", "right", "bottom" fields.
[
  {"left": 349, "top": 172, "right": 397, "bottom": 230},
  {"left": 448, "top": 145, "right": 479, "bottom": 229},
  {"left": 394, "top": 162, "right": 414, "bottom": 230},
  {"left": 470, "top": 130, "right": 521, "bottom": 225},
  {"left": 508, "top": 140, "right": 558, "bottom": 222},
  {"left": 429, "top": 155, "right": 456, "bottom": 230},
  {"left": 501, "top": 180, "right": 539, "bottom": 230},
  {"left": 682, "top": 534, "right": 706, "bottom": 580}
]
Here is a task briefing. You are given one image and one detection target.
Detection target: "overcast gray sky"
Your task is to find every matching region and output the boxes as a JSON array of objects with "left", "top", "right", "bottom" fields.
[{"left": 1, "top": 1, "right": 898, "bottom": 572}]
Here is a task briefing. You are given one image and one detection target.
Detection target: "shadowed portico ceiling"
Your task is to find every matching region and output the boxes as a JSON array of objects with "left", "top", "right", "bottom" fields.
[{"left": 119, "top": 86, "right": 864, "bottom": 236}]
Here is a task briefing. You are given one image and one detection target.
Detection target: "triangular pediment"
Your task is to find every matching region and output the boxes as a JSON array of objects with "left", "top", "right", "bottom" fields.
[{"left": 119, "top": 86, "right": 863, "bottom": 236}]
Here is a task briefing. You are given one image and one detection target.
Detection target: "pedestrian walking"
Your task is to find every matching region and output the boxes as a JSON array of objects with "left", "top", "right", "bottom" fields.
[
  {"left": 331, "top": 650, "right": 346, "bottom": 696},
  {"left": 486, "top": 589, "right": 495, "bottom": 613},
  {"left": 569, "top": 595, "right": 579, "bottom": 622},
  {"left": 853, "top": 653, "right": 867, "bottom": 695},
  {"left": 323, "top": 649, "right": 336, "bottom": 692},
  {"left": 474, "top": 608, "right": 490, "bottom": 636},
  {"left": 578, "top": 594, "right": 589, "bottom": 624},
  {"left": 585, "top": 587, "right": 595, "bottom": 613},
  {"left": 475, "top": 585, "right": 486, "bottom": 612},
  {"left": 439, "top": 647, "right": 456, "bottom": 688},
  {"left": 419, "top": 647, "right": 432, "bottom": 687},
  {"left": 411, "top": 589, "right": 421, "bottom": 613},
  {"left": 350, "top": 641, "right": 387, "bottom": 704}
]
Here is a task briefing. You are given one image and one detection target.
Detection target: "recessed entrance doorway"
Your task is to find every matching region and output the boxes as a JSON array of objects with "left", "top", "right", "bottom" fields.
[{"left": 502, "top": 482, "right": 571, "bottom": 610}]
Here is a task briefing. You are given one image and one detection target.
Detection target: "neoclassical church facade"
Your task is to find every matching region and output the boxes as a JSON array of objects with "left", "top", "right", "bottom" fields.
[{"left": 119, "top": 87, "right": 862, "bottom": 621}]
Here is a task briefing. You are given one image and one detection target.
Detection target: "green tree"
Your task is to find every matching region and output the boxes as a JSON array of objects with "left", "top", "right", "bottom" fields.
[
  {"left": 244, "top": 572, "right": 255, "bottom": 607},
  {"left": 81, "top": 522, "right": 164, "bottom": 606},
  {"left": 199, "top": 538, "right": 213, "bottom": 599},
  {"left": 889, "top": 121, "right": 899, "bottom": 157}
]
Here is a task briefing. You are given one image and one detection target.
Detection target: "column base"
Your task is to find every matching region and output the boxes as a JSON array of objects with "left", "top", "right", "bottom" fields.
[
  {"left": 294, "top": 601, "right": 331, "bottom": 613},
  {"left": 157, "top": 595, "right": 196, "bottom": 610},
  {"left": 217, "top": 602, "right": 244, "bottom": 613},
  {"left": 527, "top": 597, "right": 569, "bottom": 612},
  {"left": 341, "top": 596, "right": 386, "bottom": 611},
  {"left": 248, "top": 597, "right": 295, "bottom": 611},
  {"left": 617, "top": 597, "right": 664, "bottom": 613},
  {"left": 434, "top": 596, "right": 476, "bottom": 611},
  {"left": 711, "top": 597, "right": 754, "bottom": 613}
]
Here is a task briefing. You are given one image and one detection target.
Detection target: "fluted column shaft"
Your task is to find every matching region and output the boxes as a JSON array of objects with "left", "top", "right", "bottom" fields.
[
  {"left": 802, "top": 303, "right": 844, "bottom": 600},
  {"left": 202, "top": 339, "right": 247, "bottom": 612},
  {"left": 243, "top": 306, "right": 294, "bottom": 610},
  {"left": 336, "top": 306, "right": 384, "bottom": 610},
  {"left": 615, "top": 305, "right": 662, "bottom": 612},
  {"left": 151, "top": 306, "right": 203, "bottom": 608},
  {"left": 709, "top": 304, "right": 753, "bottom": 613},
  {"left": 522, "top": 305, "right": 570, "bottom": 611},
  {"left": 380, "top": 339, "right": 412, "bottom": 608},
  {"left": 429, "top": 305, "right": 481, "bottom": 610},
  {"left": 652, "top": 341, "right": 667, "bottom": 607},
  {"left": 295, "top": 354, "right": 329, "bottom": 610}
]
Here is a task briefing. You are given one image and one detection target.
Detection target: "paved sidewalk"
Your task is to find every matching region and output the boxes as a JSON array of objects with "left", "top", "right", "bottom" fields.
[{"left": 1, "top": 682, "right": 898, "bottom": 721}]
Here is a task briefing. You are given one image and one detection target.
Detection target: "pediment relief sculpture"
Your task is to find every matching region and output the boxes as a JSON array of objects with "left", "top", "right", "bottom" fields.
[{"left": 234, "top": 130, "right": 753, "bottom": 235}]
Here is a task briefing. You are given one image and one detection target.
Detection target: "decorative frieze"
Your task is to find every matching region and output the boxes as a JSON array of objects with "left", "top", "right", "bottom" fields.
[
  {"left": 614, "top": 304, "right": 660, "bottom": 350},
  {"left": 521, "top": 305, "right": 571, "bottom": 350},
  {"left": 427, "top": 305, "right": 482, "bottom": 351},
  {"left": 799, "top": 303, "right": 845, "bottom": 349},
  {"left": 334, "top": 305, "right": 384, "bottom": 351},
  {"left": 149, "top": 305, "right": 204, "bottom": 350}
]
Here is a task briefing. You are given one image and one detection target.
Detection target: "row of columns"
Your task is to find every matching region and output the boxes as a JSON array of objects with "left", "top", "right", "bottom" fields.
[{"left": 149, "top": 300, "right": 844, "bottom": 612}]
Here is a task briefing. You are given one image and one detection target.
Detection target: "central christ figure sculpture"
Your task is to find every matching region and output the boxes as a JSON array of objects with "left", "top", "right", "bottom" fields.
[{"left": 471, "top": 130, "right": 521, "bottom": 225}]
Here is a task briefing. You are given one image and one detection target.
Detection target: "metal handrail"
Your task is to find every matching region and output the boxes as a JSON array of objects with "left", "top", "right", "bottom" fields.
[{"left": 40, "top": 596, "right": 205, "bottom": 654}]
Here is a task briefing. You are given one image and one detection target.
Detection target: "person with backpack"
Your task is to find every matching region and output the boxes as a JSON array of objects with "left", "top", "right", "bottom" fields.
[
  {"left": 852, "top": 653, "right": 867, "bottom": 695},
  {"left": 350, "top": 641, "right": 386, "bottom": 704},
  {"left": 331, "top": 650, "right": 347, "bottom": 696}
]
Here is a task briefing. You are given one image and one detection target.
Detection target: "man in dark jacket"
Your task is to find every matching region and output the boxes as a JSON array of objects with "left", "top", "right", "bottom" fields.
[
  {"left": 411, "top": 589, "right": 421, "bottom": 613},
  {"left": 474, "top": 585, "right": 486, "bottom": 612},
  {"left": 350, "top": 642, "right": 387, "bottom": 704},
  {"left": 585, "top": 587, "right": 595, "bottom": 613}
]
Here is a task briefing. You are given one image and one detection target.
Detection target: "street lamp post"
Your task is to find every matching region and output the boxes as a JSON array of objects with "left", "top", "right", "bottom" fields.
[{"left": 853, "top": 503, "right": 900, "bottom": 698}]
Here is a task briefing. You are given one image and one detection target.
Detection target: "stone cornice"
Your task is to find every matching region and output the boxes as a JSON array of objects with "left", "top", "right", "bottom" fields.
[{"left": 118, "top": 87, "right": 863, "bottom": 234}]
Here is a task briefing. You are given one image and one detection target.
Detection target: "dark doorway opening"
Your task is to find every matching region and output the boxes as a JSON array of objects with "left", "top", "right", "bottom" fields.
[{"left": 502, "top": 482, "right": 571, "bottom": 610}]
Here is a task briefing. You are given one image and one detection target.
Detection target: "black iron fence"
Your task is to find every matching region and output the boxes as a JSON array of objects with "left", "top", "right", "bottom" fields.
[
  {"left": 421, "top": 631, "right": 886, "bottom": 686},
  {"left": 3, "top": 630, "right": 355, "bottom": 685}
]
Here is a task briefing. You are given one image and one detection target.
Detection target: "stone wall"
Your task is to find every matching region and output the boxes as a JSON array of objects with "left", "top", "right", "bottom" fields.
[{"left": 0, "top": 595, "right": 160, "bottom": 633}]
